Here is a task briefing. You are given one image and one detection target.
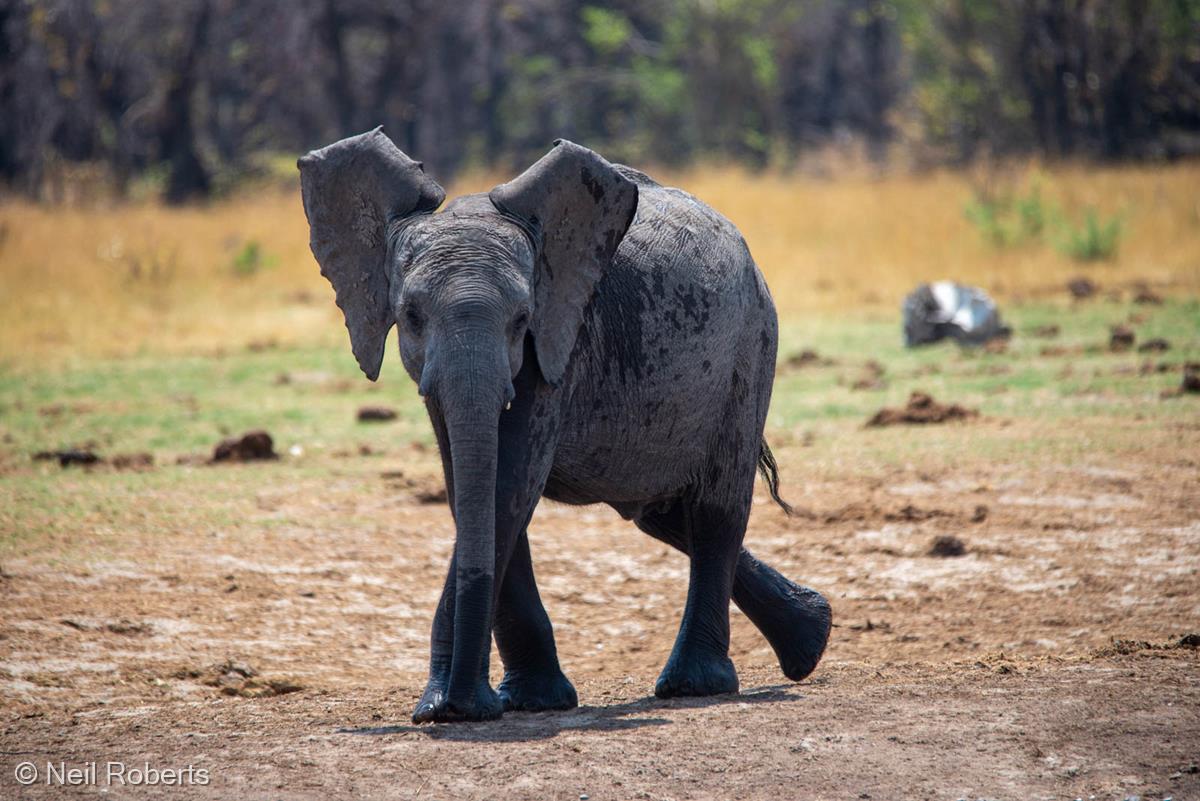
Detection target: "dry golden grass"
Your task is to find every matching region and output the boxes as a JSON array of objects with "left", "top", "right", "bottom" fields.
[
  {"left": 681, "top": 161, "right": 1200, "bottom": 312},
  {"left": 2, "top": 161, "right": 1198, "bottom": 366}
]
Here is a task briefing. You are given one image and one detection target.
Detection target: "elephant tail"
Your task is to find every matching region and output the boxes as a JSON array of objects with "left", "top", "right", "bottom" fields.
[{"left": 756, "top": 439, "right": 794, "bottom": 516}]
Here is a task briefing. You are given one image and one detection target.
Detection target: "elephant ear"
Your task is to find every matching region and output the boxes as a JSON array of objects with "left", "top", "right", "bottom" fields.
[
  {"left": 489, "top": 140, "right": 638, "bottom": 385},
  {"left": 297, "top": 127, "right": 444, "bottom": 380}
]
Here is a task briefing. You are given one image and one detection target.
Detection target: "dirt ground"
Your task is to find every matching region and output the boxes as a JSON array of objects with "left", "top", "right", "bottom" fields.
[{"left": 2, "top": 435, "right": 1199, "bottom": 800}]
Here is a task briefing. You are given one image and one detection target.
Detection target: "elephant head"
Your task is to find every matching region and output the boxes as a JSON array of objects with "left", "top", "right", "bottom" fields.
[{"left": 298, "top": 128, "right": 638, "bottom": 711}]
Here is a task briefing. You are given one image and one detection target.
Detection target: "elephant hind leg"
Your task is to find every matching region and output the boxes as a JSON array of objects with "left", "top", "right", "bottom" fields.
[
  {"left": 638, "top": 496, "right": 742, "bottom": 698},
  {"left": 733, "top": 551, "right": 830, "bottom": 681},
  {"left": 634, "top": 507, "right": 831, "bottom": 683}
]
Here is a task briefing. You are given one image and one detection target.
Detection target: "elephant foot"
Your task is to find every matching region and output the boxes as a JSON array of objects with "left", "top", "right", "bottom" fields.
[
  {"left": 412, "top": 677, "right": 503, "bottom": 723},
  {"left": 654, "top": 651, "right": 738, "bottom": 699},
  {"left": 763, "top": 584, "right": 832, "bottom": 681},
  {"left": 498, "top": 667, "right": 578, "bottom": 712},
  {"left": 734, "top": 551, "right": 832, "bottom": 681}
]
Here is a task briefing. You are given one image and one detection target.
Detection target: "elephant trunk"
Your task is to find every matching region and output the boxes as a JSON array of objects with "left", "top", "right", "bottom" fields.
[{"left": 432, "top": 342, "right": 511, "bottom": 708}]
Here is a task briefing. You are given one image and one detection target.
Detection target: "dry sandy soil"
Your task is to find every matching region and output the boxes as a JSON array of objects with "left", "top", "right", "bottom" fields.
[{"left": 2, "top": 439, "right": 1198, "bottom": 800}]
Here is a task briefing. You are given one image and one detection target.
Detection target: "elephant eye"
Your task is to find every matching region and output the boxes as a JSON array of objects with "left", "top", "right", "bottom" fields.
[
  {"left": 403, "top": 305, "right": 424, "bottom": 335},
  {"left": 511, "top": 311, "right": 529, "bottom": 338}
]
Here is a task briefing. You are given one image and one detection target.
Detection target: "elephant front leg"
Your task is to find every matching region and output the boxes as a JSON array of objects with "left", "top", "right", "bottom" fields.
[
  {"left": 415, "top": 534, "right": 577, "bottom": 720},
  {"left": 412, "top": 347, "right": 559, "bottom": 723},
  {"left": 495, "top": 532, "right": 577, "bottom": 712},
  {"left": 412, "top": 553, "right": 503, "bottom": 723}
]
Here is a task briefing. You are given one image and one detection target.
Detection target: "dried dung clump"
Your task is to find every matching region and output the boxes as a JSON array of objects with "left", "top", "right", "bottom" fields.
[
  {"left": 1178, "top": 363, "right": 1199, "bottom": 393},
  {"left": 34, "top": 449, "right": 154, "bottom": 470},
  {"left": 867, "top": 392, "right": 978, "bottom": 427},
  {"left": 357, "top": 406, "right": 398, "bottom": 422},
  {"left": 1132, "top": 285, "right": 1163, "bottom": 305},
  {"left": 1139, "top": 361, "right": 1175, "bottom": 375},
  {"left": 928, "top": 535, "right": 967, "bottom": 557},
  {"left": 175, "top": 659, "right": 303, "bottom": 698},
  {"left": 106, "top": 619, "right": 153, "bottom": 635},
  {"left": 783, "top": 349, "right": 836, "bottom": 371},
  {"left": 1162, "top": 363, "right": 1200, "bottom": 398},
  {"left": 885, "top": 504, "right": 951, "bottom": 523},
  {"left": 850, "top": 360, "right": 887, "bottom": 391},
  {"left": 1109, "top": 325, "right": 1136, "bottom": 351},
  {"left": 381, "top": 470, "right": 449, "bottom": 504},
  {"left": 1067, "top": 277, "right": 1097, "bottom": 299},
  {"left": 33, "top": 449, "right": 101, "bottom": 467},
  {"left": 211, "top": 430, "right": 278, "bottom": 463},
  {"left": 111, "top": 452, "right": 154, "bottom": 470},
  {"left": 1137, "top": 338, "right": 1170, "bottom": 353},
  {"left": 414, "top": 486, "right": 449, "bottom": 504}
]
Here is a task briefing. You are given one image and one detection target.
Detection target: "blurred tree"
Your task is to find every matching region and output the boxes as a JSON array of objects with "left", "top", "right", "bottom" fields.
[
  {"left": 0, "top": 0, "right": 1197, "bottom": 201},
  {"left": 896, "top": 0, "right": 1200, "bottom": 161}
]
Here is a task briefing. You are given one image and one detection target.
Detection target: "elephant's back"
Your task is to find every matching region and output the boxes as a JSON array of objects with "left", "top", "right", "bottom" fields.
[
  {"left": 591, "top": 174, "right": 775, "bottom": 380},
  {"left": 614, "top": 169, "right": 762, "bottom": 301},
  {"left": 590, "top": 166, "right": 777, "bottom": 372},
  {"left": 548, "top": 171, "right": 778, "bottom": 505}
]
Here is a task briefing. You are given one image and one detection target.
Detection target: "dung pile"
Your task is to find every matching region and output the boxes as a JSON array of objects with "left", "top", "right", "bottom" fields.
[
  {"left": 211, "top": 430, "right": 278, "bottom": 463},
  {"left": 867, "top": 392, "right": 978, "bottom": 427},
  {"left": 173, "top": 659, "right": 303, "bottom": 698}
]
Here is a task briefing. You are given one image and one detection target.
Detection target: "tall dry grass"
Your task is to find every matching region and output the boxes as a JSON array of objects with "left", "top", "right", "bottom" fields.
[{"left": 2, "top": 162, "right": 1198, "bottom": 366}]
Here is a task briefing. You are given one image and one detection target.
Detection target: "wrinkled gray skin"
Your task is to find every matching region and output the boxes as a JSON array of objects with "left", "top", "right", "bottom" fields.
[{"left": 298, "top": 128, "right": 831, "bottom": 723}]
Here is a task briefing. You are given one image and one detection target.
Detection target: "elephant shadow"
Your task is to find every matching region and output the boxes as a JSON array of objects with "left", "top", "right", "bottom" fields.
[{"left": 337, "top": 684, "right": 804, "bottom": 743}]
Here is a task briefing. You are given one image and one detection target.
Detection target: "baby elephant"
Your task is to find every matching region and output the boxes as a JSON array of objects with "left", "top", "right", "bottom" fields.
[{"left": 298, "top": 128, "right": 831, "bottom": 723}]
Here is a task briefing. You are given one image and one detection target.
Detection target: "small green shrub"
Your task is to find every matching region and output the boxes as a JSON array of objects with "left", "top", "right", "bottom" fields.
[
  {"left": 966, "top": 181, "right": 1124, "bottom": 263},
  {"left": 1055, "top": 208, "right": 1122, "bottom": 262},
  {"left": 964, "top": 183, "right": 1049, "bottom": 247},
  {"left": 231, "top": 240, "right": 277, "bottom": 277},
  {"left": 964, "top": 195, "right": 1011, "bottom": 246},
  {"left": 1014, "top": 185, "right": 1047, "bottom": 238}
]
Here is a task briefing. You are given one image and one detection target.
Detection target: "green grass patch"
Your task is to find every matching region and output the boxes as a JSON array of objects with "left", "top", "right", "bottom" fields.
[{"left": 1, "top": 299, "right": 1196, "bottom": 557}]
